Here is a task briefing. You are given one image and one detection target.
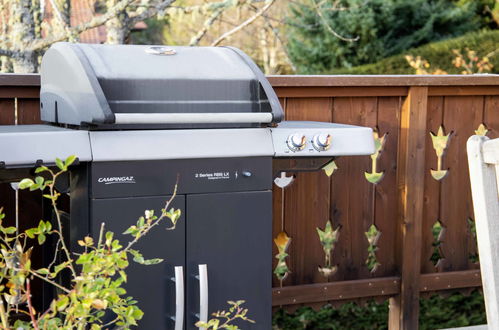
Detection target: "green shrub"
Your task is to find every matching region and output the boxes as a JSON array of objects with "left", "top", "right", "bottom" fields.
[
  {"left": 330, "top": 29, "right": 499, "bottom": 74},
  {"left": 286, "top": 0, "right": 490, "bottom": 74},
  {"left": 272, "top": 290, "right": 486, "bottom": 330},
  {"left": 420, "top": 290, "right": 486, "bottom": 330},
  {"left": 273, "top": 301, "right": 388, "bottom": 330}
]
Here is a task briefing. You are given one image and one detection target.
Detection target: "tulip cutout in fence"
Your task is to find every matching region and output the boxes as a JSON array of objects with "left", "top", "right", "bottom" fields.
[
  {"left": 273, "top": 172, "right": 294, "bottom": 189},
  {"left": 475, "top": 123, "right": 489, "bottom": 136},
  {"left": 365, "top": 224, "right": 381, "bottom": 273},
  {"left": 365, "top": 129, "right": 387, "bottom": 184},
  {"left": 322, "top": 160, "right": 338, "bottom": 177},
  {"left": 317, "top": 220, "right": 340, "bottom": 279},
  {"left": 431, "top": 220, "right": 446, "bottom": 269},
  {"left": 273, "top": 172, "right": 293, "bottom": 287},
  {"left": 430, "top": 126, "right": 452, "bottom": 181},
  {"left": 274, "top": 231, "right": 291, "bottom": 285}
]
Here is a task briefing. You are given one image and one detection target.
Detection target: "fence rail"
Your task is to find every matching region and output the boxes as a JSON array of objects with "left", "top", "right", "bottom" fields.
[{"left": 1, "top": 74, "right": 498, "bottom": 329}]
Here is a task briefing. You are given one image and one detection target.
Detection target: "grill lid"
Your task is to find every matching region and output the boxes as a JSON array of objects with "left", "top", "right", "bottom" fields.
[{"left": 40, "top": 43, "right": 283, "bottom": 128}]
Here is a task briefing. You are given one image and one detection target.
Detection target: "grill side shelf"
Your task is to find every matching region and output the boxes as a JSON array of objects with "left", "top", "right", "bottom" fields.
[{"left": 0, "top": 125, "right": 92, "bottom": 167}]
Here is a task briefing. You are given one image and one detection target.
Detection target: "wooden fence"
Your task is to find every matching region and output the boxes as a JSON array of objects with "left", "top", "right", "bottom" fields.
[{"left": 0, "top": 74, "right": 498, "bottom": 329}]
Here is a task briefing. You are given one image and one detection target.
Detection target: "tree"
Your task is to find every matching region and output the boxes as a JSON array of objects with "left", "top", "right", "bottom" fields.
[
  {"left": 0, "top": 0, "right": 177, "bottom": 72},
  {"left": 143, "top": 0, "right": 294, "bottom": 74},
  {"left": 0, "top": 0, "right": 280, "bottom": 73},
  {"left": 286, "top": 0, "right": 490, "bottom": 74}
]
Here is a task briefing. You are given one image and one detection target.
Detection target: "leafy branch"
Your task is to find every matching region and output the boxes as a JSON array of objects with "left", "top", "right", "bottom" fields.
[
  {"left": 0, "top": 155, "right": 183, "bottom": 329},
  {"left": 195, "top": 300, "right": 255, "bottom": 330},
  {"left": 20, "top": 156, "right": 78, "bottom": 278},
  {"left": 0, "top": 155, "right": 253, "bottom": 329}
]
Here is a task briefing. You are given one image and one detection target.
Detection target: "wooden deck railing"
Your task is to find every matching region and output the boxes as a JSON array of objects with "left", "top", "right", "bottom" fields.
[{"left": 1, "top": 74, "right": 498, "bottom": 329}]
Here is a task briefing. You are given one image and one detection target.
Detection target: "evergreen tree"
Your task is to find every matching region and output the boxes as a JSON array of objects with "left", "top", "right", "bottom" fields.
[{"left": 286, "top": 0, "right": 490, "bottom": 74}]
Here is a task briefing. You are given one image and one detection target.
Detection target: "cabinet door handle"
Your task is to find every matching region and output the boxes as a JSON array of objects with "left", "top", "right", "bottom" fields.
[
  {"left": 174, "top": 266, "right": 184, "bottom": 330},
  {"left": 198, "top": 264, "right": 209, "bottom": 329}
]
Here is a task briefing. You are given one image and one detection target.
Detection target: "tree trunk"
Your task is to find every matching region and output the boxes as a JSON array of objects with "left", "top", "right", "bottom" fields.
[
  {"left": 259, "top": 26, "right": 278, "bottom": 75},
  {"left": 105, "top": 0, "right": 129, "bottom": 44},
  {"left": 55, "top": 0, "right": 71, "bottom": 26},
  {"left": 11, "top": 52, "right": 37, "bottom": 73},
  {"left": 8, "top": 0, "right": 39, "bottom": 73},
  {"left": 106, "top": 17, "right": 129, "bottom": 44},
  {"left": 1, "top": 56, "right": 12, "bottom": 73}
]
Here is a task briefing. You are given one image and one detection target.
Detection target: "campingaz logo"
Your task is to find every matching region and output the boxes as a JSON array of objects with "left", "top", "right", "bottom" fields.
[{"left": 97, "top": 176, "right": 136, "bottom": 185}]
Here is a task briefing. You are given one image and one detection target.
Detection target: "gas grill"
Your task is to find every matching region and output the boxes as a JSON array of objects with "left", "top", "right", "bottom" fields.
[{"left": 0, "top": 43, "right": 374, "bottom": 329}]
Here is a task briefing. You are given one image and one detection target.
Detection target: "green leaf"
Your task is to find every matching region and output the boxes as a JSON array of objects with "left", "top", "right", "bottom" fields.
[
  {"left": 53, "top": 261, "right": 70, "bottom": 275},
  {"left": 38, "top": 220, "right": 46, "bottom": 232},
  {"left": 123, "top": 225, "right": 138, "bottom": 235},
  {"left": 65, "top": 155, "right": 77, "bottom": 167},
  {"left": 119, "top": 270, "right": 127, "bottom": 282},
  {"left": 131, "top": 307, "right": 144, "bottom": 320},
  {"left": 55, "top": 296, "right": 69, "bottom": 311},
  {"left": 29, "top": 183, "right": 40, "bottom": 191},
  {"left": 18, "top": 178, "right": 34, "bottom": 190},
  {"left": 76, "top": 252, "right": 94, "bottom": 265},
  {"left": 171, "top": 209, "right": 182, "bottom": 224},
  {"left": 105, "top": 231, "right": 114, "bottom": 247},
  {"left": 137, "top": 216, "right": 145, "bottom": 227},
  {"left": 142, "top": 258, "right": 163, "bottom": 265},
  {"left": 37, "top": 268, "right": 50, "bottom": 275},
  {"left": 84, "top": 236, "right": 93, "bottom": 246},
  {"left": 35, "top": 176, "right": 44, "bottom": 186},
  {"left": 34, "top": 166, "right": 49, "bottom": 174},
  {"left": 55, "top": 158, "right": 64, "bottom": 170},
  {"left": 111, "top": 239, "right": 122, "bottom": 251},
  {"left": 43, "top": 194, "right": 55, "bottom": 200},
  {"left": 37, "top": 233, "right": 46, "bottom": 245},
  {"left": 25, "top": 228, "right": 37, "bottom": 239},
  {"left": 13, "top": 320, "right": 33, "bottom": 329},
  {"left": 129, "top": 249, "right": 144, "bottom": 264},
  {"left": 2, "top": 227, "right": 16, "bottom": 234}
]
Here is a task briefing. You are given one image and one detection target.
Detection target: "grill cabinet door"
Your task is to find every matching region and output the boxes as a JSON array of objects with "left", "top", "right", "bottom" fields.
[
  {"left": 91, "top": 195, "right": 185, "bottom": 329},
  {"left": 186, "top": 191, "right": 271, "bottom": 329}
]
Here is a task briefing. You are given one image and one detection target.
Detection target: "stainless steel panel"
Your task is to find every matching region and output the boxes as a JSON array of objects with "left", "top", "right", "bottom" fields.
[
  {"left": 0, "top": 125, "right": 91, "bottom": 167},
  {"left": 271, "top": 121, "right": 375, "bottom": 157},
  {"left": 90, "top": 128, "right": 274, "bottom": 161}
]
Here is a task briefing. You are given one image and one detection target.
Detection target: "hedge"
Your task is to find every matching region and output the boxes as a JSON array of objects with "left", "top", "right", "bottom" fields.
[
  {"left": 272, "top": 290, "right": 486, "bottom": 329},
  {"left": 329, "top": 29, "right": 499, "bottom": 75}
]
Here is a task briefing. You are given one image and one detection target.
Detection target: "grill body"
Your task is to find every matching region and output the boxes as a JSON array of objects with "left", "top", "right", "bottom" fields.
[{"left": 0, "top": 43, "right": 375, "bottom": 329}]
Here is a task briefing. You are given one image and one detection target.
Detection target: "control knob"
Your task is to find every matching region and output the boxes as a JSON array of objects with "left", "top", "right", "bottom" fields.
[
  {"left": 312, "top": 133, "right": 332, "bottom": 151},
  {"left": 287, "top": 133, "right": 307, "bottom": 152}
]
